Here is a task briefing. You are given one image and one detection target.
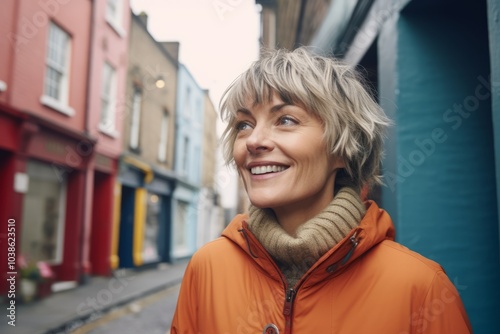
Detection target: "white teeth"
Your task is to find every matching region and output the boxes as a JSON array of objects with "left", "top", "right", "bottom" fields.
[{"left": 250, "top": 165, "right": 286, "bottom": 175}]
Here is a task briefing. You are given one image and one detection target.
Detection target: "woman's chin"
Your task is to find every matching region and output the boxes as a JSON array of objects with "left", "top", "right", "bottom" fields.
[
  {"left": 248, "top": 197, "right": 277, "bottom": 210},
  {"left": 248, "top": 196, "right": 291, "bottom": 212}
]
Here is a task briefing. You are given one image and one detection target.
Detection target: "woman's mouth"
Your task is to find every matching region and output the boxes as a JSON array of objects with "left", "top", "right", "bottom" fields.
[{"left": 250, "top": 165, "right": 288, "bottom": 175}]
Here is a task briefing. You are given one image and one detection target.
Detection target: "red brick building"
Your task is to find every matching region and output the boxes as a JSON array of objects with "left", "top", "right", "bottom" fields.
[{"left": 0, "top": 0, "right": 129, "bottom": 297}]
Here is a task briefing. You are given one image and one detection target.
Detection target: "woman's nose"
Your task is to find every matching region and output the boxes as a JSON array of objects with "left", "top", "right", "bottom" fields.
[{"left": 246, "top": 125, "right": 273, "bottom": 154}]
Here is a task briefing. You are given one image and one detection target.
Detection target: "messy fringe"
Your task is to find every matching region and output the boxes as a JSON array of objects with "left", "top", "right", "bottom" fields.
[{"left": 219, "top": 47, "right": 392, "bottom": 191}]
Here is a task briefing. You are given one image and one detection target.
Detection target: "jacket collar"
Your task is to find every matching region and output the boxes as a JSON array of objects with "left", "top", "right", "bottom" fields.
[{"left": 221, "top": 200, "right": 396, "bottom": 288}]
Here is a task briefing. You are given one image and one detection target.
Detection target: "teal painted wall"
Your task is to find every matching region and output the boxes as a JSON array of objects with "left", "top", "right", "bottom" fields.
[
  {"left": 379, "top": 13, "right": 399, "bottom": 225},
  {"left": 488, "top": 0, "right": 500, "bottom": 261},
  {"left": 379, "top": 2, "right": 500, "bottom": 332}
]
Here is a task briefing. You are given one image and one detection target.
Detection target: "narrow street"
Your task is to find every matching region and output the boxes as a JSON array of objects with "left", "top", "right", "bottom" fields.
[{"left": 71, "top": 284, "right": 180, "bottom": 334}]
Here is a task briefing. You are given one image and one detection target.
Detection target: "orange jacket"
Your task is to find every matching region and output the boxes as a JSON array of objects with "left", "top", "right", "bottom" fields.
[{"left": 171, "top": 201, "right": 472, "bottom": 333}]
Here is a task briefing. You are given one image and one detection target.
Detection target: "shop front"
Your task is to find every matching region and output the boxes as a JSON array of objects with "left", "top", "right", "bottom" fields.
[
  {"left": 0, "top": 107, "right": 94, "bottom": 297},
  {"left": 114, "top": 156, "right": 175, "bottom": 269}
]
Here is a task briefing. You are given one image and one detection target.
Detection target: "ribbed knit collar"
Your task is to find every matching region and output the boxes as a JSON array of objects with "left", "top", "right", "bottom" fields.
[{"left": 247, "top": 187, "right": 366, "bottom": 287}]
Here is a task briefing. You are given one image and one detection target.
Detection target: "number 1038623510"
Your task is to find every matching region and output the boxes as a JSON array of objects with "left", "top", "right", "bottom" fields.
[{"left": 7, "top": 219, "right": 16, "bottom": 272}]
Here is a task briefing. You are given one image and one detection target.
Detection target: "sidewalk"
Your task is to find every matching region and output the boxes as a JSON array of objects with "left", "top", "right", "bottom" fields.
[{"left": 1, "top": 260, "right": 188, "bottom": 334}]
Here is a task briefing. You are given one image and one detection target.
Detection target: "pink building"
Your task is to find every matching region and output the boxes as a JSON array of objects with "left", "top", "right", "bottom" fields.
[
  {"left": 83, "top": 0, "right": 130, "bottom": 278},
  {"left": 0, "top": 0, "right": 129, "bottom": 297}
]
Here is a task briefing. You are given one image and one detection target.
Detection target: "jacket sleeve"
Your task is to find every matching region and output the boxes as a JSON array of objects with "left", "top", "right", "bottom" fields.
[
  {"left": 416, "top": 270, "right": 472, "bottom": 334},
  {"left": 170, "top": 258, "right": 199, "bottom": 334}
]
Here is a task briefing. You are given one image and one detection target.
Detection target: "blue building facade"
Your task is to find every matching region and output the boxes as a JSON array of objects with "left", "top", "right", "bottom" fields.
[
  {"left": 171, "top": 64, "right": 204, "bottom": 260},
  {"left": 116, "top": 13, "right": 179, "bottom": 269},
  {"left": 314, "top": 0, "right": 500, "bottom": 332},
  {"left": 376, "top": 3, "right": 499, "bottom": 332},
  {"left": 257, "top": 0, "right": 500, "bottom": 332}
]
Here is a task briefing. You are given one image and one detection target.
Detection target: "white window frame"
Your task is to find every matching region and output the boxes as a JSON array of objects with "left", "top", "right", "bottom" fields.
[
  {"left": 129, "top": 88, "right": 142, "bottom": 150},
  {"left": 158, "top": 111, "right": 169, "bottom": 162},
  {"left": 106, "top": 0, "right": 126, "bottom": 37},
  {"left": 99, "top": 62, "right": 118, "bottom": 136},
  {"left": 40, "top": 21, "right": 74, "bottom": 116}
]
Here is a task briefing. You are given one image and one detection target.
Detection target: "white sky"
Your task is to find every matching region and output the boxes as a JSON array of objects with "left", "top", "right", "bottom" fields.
[
  {"left": 129, "top": 0, "right": 260, "bottom": 208},
  {"left": 130, "top": 0, "right": 260, "bottom": 110}
]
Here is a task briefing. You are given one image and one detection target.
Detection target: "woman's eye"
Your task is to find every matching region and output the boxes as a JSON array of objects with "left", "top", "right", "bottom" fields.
[
  {"left": 278, "top": 116, "right": 298, "bottom": 126},
  {"left": 235, "top": 121, "right": 252, "bottom": 131}
]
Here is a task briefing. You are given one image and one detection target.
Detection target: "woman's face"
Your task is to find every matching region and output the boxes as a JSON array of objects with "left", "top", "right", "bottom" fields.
[{"left": 233, "top": 94, "right": 344, "bottom": 221}]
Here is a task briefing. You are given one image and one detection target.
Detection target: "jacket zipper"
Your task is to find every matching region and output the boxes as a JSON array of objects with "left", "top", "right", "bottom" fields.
[
  {"left": 239, "top": 227, "right": 297, "bottom": 333},
  {"left": 281, "top": 231, "right": 359, "bottom": 334},
  {"left": 283, "top": 287, "right": 296, "bottom": 334},
  {"left": 239, "top": 226, "right": 360, "bottom": 334}
]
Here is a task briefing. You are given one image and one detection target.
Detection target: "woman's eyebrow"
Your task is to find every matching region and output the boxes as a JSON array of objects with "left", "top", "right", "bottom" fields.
[
  {"left": 270, "top": 103, "right": 288, "bottom": 113},
  {"left": 236, "top": 108, "right": 251, "bottom": 116},
  {"left": 236, "top": 103, "right": 290, "bottom": 117}
]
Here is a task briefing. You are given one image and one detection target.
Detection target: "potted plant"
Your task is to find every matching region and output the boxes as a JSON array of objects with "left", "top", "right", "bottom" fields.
[
  {"left": 18, "top": 255, "right": 41, "bottom": 303},
  {"left": 36, "top": 261, "right": 55, "bottom": 299}
]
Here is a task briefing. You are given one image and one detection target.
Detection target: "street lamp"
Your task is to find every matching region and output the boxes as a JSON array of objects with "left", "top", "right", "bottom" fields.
[{"left": 155, "top": 76, "right": 165, "bottom": 89}]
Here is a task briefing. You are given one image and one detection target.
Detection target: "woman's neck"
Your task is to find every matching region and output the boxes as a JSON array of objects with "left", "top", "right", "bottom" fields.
[
  {"left": 272, "top": 196, "right": 334, "bottom": 236},
  {"left": 247, "top": 187, "right": 367, "bottom": 287}
]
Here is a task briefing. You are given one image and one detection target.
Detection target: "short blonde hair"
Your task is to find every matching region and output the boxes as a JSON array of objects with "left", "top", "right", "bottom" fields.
[{"left": 220, "top": 47, "right": 391, "bottom": 191}]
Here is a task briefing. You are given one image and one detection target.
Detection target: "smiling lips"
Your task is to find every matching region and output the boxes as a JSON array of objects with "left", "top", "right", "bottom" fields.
[{"left": 250, "top": 165, "right": 288, "bottom": 175}]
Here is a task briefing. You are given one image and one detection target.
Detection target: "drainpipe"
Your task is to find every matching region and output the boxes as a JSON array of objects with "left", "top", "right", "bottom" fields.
[
  {"left": 6, "top": 0, "right": 21, "bottom": 105},
  {"left": 79, "top": 0, "right": 97, "bottom": 284},
  {"left": 84, "top": 0, "right": 95, "bottom": 136},
  {"left": 294, "top": 0, "right": 306, "bottom": 48}
]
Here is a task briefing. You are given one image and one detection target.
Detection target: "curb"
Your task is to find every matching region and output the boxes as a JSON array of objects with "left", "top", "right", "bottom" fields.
[{"left": 42, "top": 277, "right": 183, "bottom": 334}]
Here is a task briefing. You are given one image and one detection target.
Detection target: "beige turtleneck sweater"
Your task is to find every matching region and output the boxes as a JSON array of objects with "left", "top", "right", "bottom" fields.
[{"left": 247, "top": 187, "right": 366, "bottom": 287}]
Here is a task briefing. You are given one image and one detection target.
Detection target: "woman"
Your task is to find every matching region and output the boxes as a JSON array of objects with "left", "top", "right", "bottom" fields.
[{"left": 170, "top": 47, "right": 471, "bottom": 333}]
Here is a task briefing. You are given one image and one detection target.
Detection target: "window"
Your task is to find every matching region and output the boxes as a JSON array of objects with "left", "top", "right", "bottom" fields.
[
  {"left": 129, "top": 88, "right": 142, "bottom": 150},
  {"left": 100, "top": 62, "right": 117, "bottom": 134},
  {"left": 158, "top": 111, "right": 169, "bottom": 162},
  {"left": 173, "top": 200, "right": 189, "bottom": 255},
  {"left": 184, "top": 88, "right": 192, "bottom": 118},
  {"left": 21, "top": 160, "right": 67, "bottom": 264},
  {"left": 106, "top": 0, "right": 118, "bottom": 18},
  {"left": 41, "top": 22, "right": 74, "bottom": 116},
  {"left": 194, "top": 146, "right": 201, "bottom": 183},
  {"left": 196, "top": 98, "right": 202, "bottom": 117},
  {"left": 182, "top": 136, "right": 189, "bottom": 175},
  {"left": 106, "top": 0, "right": 125, "bottom": 36},
  {"left": 142, "top": 193, "right": 161, "bottom": 263}
]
